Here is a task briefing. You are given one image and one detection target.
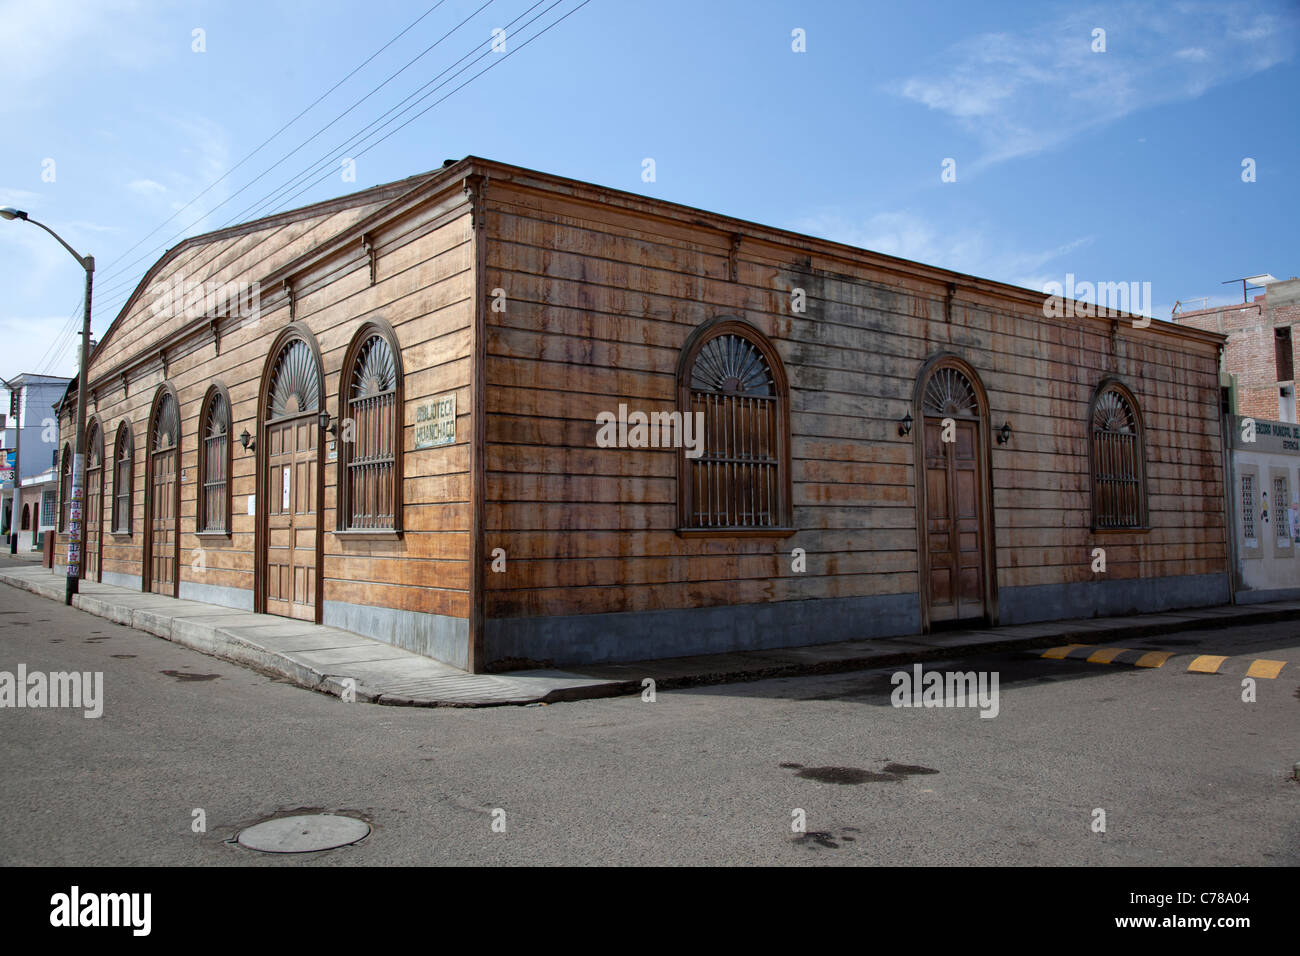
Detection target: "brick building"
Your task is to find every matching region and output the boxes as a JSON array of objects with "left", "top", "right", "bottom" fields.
[{"left": 1173, "top": 276, "right": 1300, "bottom": 421}]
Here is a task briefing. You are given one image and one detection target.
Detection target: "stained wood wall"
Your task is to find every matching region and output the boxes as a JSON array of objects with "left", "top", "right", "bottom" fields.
[
  {"left": 480, "top": 176, "right": 1226, "bottom": 624},
  {"left": 58, "top": 181, "right": 475, "bottom": 625}
]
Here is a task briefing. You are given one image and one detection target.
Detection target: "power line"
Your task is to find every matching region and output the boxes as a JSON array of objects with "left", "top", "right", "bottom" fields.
[
  {"left": 226, "top": 0, "right": 554, "bottom": 228},
  {"left": 92, "top": 0, "right": 594, "bottom": 324},
  {"left": 92, "top": 0, "right": 456, "bottom": 285},
  {"left": 90, "top": 0, "right": 496, "bottom": 301},
  {"left": 262, "top": 0, "right": 591, "bottom": 220}
]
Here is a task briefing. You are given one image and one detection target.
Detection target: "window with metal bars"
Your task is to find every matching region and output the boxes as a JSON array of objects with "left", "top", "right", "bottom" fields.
[
  {"left": 1090, "top": 383, "right": 1146, "bottom": 530},
  {"left": 198, "top": 387, "right": 231, "bottom": 533},
  {"left": 1241, "top": 474, "right": 1256, "bottom": 543},
  {"left": 113, "top": 422, "right": 133, "bottom": 534},
  {"left": 679, "top": 323, "right": 789, "bottom": 530},
  {"left": 339, "top": 325, "right": 402, "bottom": 531},
  {"left": 1273, "top": 475, "right": 1289, "bottom": 545}
]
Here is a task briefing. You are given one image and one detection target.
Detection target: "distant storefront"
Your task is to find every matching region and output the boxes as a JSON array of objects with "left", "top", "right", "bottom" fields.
[{"left": 1226, "top": 415, "right": 1300, "bottom": 601}]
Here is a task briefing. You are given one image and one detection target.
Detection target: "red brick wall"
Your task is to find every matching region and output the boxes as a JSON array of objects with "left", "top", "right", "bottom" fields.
[{"left": 1175, "top": 289, "right": 1298, "bottom": 420}]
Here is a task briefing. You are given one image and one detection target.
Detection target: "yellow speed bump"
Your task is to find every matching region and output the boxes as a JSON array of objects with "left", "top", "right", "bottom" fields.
[
  {"left": 1042, "top": 644, "right": 1092, "bottom": 659},
  {"left": 1245, "top": 659, "right": 1287, "bottom": 679},
  {"left": 1134, "top": 651, "right": 1173, "bottom": 668},
  {"left": 1188, "top": 654, "right": 1229, "bottom": 674},
  {"left": 1087, "top": 647, "right": 1129, "bottom": 664}
]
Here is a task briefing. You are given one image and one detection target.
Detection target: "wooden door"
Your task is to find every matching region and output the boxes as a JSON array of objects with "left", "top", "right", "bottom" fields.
[
  {"left": 265, "top": 416, "right": 317, "bottom": 620},
  {"left": 85, "top": 463, "right": 102, "bottom": 581},
  {"left": 924, "top": 417, "right": 986, "bottom": 624},
  {"left": 149, "top": 446, "right": 176, "bottom": 593}
]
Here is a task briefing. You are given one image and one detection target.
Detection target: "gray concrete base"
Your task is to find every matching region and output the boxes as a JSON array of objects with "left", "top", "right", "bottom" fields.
[
  {"left": 997, "top": 573, "right": 1231, "bottom": 626},
  {"left": 323, "top": 600, "right": 469, "bottom": 671},
  {"left": 484, "top": 592, "right": 922, "bottom": 667},
  {"left": 179, "top": 578, "right": 252, "bottom": 611},
  {"left": 101, "top": 570, "right": 142, "bottom": 591},
  {"left": 1235, "top": 585, "right": 1300, "bottom": 604}
]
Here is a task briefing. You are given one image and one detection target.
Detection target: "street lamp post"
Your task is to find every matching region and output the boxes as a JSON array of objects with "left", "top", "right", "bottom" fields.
[
  {"left": 1, "top": 207, "right": 94, "bottom": 604},
  {"left": 0, "top": 375, "right": 20, "bottom": 554}
]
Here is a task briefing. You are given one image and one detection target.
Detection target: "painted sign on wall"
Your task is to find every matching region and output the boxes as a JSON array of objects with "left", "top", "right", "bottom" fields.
[{"left": 414, "top": 394, "right": 457, "bottom": 449}]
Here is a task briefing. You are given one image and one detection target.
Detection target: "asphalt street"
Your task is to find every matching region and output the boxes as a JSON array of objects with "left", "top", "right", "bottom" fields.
[{"left": 1, "top": 569, "right": 1297, "bottom": 866}]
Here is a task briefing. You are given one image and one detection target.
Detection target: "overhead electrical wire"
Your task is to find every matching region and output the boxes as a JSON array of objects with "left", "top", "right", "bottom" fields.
[
  {"left": 90, "top": 0, "right": 594, "bottom": 326},
  {"left": 90, "top": 0, "right": 499, "bottom": 305}
]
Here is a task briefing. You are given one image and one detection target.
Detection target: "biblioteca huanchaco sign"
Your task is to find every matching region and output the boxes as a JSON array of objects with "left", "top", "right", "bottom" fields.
[{"left": 414, "top": 394, "right": 456, "bottom": 449}]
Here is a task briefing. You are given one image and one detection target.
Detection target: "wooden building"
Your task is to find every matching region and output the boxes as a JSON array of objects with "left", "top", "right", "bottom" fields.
[{"left": 55, "top": 158, "right": 1230, "bottom": 672}]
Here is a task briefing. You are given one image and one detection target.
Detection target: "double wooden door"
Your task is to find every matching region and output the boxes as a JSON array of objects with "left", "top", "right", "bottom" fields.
[
  {"left": 85, "top": 463, "right": 102, "bottom": 581},
  {"left": 923, "top": 417, "right": 987, "bottom": 625},
  {"left": 149, "top": 446, "right": 177, "bottom": 594},
  {"left": 265, "top": 415, "right": 318, "bottom": 621}
]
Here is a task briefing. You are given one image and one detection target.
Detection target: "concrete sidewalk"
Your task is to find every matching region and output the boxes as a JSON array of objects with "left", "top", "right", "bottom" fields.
[
  {"left": 2, "top": 563, "right": 1297, "bottom": 705},
  {"left": 0, "top": 565, "right": 611, "bottom": 706}
]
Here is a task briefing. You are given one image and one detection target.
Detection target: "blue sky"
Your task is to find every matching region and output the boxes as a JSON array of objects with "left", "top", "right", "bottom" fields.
[{"left": 2, "top": 0, "right": 1297, "bottom": 383}]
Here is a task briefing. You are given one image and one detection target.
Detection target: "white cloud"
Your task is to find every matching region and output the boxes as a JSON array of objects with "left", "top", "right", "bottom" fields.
[
  {"left": 791, "top": 209, "right": 1094, "bottom": 289},
  {"left": 127, "top": 179, "right": 167, "bottom": 196},
  {"left": 891, "top": 2, "right": 1296, "bottom": 172}
]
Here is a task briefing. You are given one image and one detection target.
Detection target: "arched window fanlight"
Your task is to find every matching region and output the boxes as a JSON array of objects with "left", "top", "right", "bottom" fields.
[{"left": 268, "top": 339, "right": 321, "bottom": 418}]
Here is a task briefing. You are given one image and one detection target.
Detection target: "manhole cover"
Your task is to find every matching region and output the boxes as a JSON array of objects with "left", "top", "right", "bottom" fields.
[{"left": 236, "top": 814, "right": 370, "bottom": 853}]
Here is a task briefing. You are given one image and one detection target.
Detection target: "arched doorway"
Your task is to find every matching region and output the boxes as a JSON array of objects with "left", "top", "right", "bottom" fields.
[
  {"left": 257, "top": 327, "right": 325, "bottom": 622},
  {"left": 83, "top": 418, "right": 105, "bottom": 582},
  {"left": 912, "top": 355, "right": 998, "bottom": 630},
  {"left": 143, "top": 385, "right": 181, "bottom": 596}
]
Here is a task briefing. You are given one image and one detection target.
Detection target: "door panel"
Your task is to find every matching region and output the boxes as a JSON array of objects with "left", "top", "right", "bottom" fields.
[
  {"left": 85, "top": 467, "right": 102, "bottom": 581},
  {"left": 150, "top": 448, "right": 176, "bottom": 594},
  {"left": 924, "top": 417, "right": 986, "bottom": 624},
  {"left": 265, "top": 416, "right": 317, "bottom": 621}
]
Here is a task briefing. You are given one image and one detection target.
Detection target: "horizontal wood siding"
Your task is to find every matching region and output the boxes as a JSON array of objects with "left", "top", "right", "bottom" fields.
[
  {"left": 59, "top": 195, "right": 475, "bottom": 623},
  {"left": 481, "top": 181, "right": 1226, "bottom": 624}
]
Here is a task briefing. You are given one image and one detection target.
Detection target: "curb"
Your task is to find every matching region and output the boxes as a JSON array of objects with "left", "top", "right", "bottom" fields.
[{"left": 2, "top": 567, "right": 1296, "bottom": 704}]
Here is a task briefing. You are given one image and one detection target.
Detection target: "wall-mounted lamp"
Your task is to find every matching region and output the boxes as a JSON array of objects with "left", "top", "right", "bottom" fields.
[
  {"left": 239, "top": 428, "right": 254, "bottom": 452},
  {"left": 317, "top": 410, "right": 332, "bottom": 433},
  {"left": 898, "top": 412, "right": 913, "bottom": 437},
  {"left": 997, "top": 422, "right": 1012, "bottom": 444}
]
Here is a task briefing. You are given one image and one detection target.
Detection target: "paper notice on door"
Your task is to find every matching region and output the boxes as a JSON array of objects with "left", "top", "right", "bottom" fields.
[{"left": 282, "top": 466, "right": 291, "bottom": 511}]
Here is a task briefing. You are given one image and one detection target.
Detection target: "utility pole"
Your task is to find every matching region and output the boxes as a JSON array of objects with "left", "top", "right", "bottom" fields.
[
  {"left": 1, "top": 376, "right": 20, "bottom": 554},
  {"left": 1, "top": 208, "right": 94, "bottom": 602}
]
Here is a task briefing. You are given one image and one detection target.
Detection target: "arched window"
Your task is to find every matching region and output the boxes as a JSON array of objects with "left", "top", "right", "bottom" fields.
[
  {"left": 677, "top": 318, "right": 790, "bottom": 530},
  {"left": 198, "top": 385, "right": 232, "bottom": 533},
  {"left": 58, "top": 443, "right": 71, "bottom": 532},
  {"left": 1090, "top": 381, "right": 1147, "bottom": 530},
  {"left": 338, "top": 322, "right": 403, "bottom": 531},
  {"left": 113, "top": 420, "right": 134, "bottom": 534},
  {"left": 21, "top": 504, "right": 30, "bottom": 531}
]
